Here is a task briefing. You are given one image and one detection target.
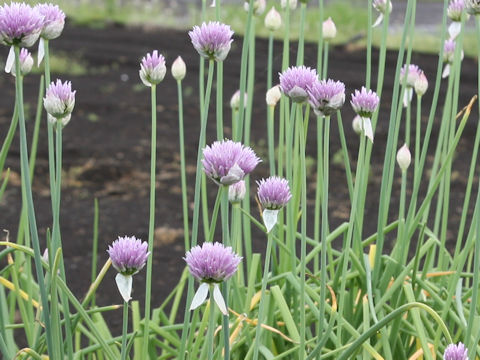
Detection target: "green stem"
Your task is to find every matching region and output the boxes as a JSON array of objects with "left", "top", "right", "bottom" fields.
[
  {"left": 141, "top": 84, "right": 158, "bottom": 357},
  {"left": 120, "top": 302, "right": 129, "bottom": 360},
  {"left": 267, "top": 106, "right": 276, "bottom": 175},
  {"left": 177, "top": 80, "right": 190, "bottom": 250},
  {"left": 207, "top": 298, "right": 216, "bottom": 360},
  {"left": 216, "top": 61, "right": 224, "bottom": 140},
  {"left": 267, "top": 32, "right": 273, "bottom": 91},
  {"left": 253, "top": 233, "right": 273, "bottom": 360},
  {"left": 14, "top": 44, "right": 54, "bottom": 356},
  {"left": 179, "top": 60, "right": 215, "bottom": 360},
  {"left": 296, "top": 2, "right": 307, "bottom": 65}
]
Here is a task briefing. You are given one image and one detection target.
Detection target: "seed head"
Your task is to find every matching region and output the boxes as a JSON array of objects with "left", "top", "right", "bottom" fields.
[{"left": 189, "top": 21, "right": 234, "bottom": 62}]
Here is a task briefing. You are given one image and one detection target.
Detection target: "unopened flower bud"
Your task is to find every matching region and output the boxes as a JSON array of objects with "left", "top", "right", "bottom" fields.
[
  {"left": 323, "top": 17, "right": 337, "bottom": 41},
  {"left": 139, "top": 50, "right": 166, "bottom": 87},
  {"left": 244, "top": 0, "right": 266, "bottom": 16},
  {"left": 171, "top": 56, "right": 186, "bottom": 81},
  {"left": 352, "top": 115, "right": 362, "bottom": 135},
  {"left": 265, "top": 7, "right": 282, "bottom": 31},
  {"left": 229, "top": 180, "right": 246, "bottom": 203},
  {"left": 281, "top": 0, "right": 297, "bottom": 10},
  {"left": 396, "top": 144, "right": 411, "bottom": 172},
  {"left": 230, "top": 90, "right": 247, "bottom": 110},
  {"left": 414, "top": 71, "right": 428, "bottom": 96},
  {"left": 44, "top": 79, "right": 76, "bottom": 122},
  {"left": 266, "top": 85, "right": 282, "bottom": 106},
  {"left": 10, "top": 48, "right": 33, "bottom": 77}
]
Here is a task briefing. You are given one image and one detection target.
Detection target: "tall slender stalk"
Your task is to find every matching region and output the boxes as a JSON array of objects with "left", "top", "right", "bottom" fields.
[
  {"left": 179, "top": 60, "right": 215, "bottom": 359},
  {"left": 120, "top": 301, "right": 129, "bottom": 360},
  {"left": 141, "top": 83, "right": 158, "bottom": 358},
  {"left": 13, "top": 44, "right": 54, "bottom": 356},
  {"left": 177, "top": 79, "right": 190, "bottom": 250}
]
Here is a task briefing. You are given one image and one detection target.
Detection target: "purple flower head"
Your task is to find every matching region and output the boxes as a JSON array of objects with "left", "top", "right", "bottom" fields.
[
  {"left": 448, "top": 0, "right": 465, "bottom": 20},
  {"left": 10, "top": 47, "right": 33, "bottom": 76},
  {"left": 307, "top": 78, "right": 345, "bottom": 117},
  {"left": 465, "top": 0, "right": 480, "bottom": 15},
  {"left": 400, "top": 64, "right": 422, "bottom": 87},
  {"left": 444, "top": 343, "right": 469, "bottom": 360},
  {"left": 202, "top": 139, "right": 261, "bottom": 185},
  {"left": 279, "top": 66, "right": 318, "bottom": 103},
  {"left": 229, "top": 180, "right": 246, "bottom": 203},
  {"left": 257, "top": 176, "right": 292, "bottom": 210},
  {"left": 139, "top": 50, "right": 166, "bottom": 87},
  {"left": 350, "top": 87, "right": 379, "bottom": 118},
  {"left": 0, "top": 2, "right": 44, "bottom": 47},
  {"left": 444, "top": 39, "right": 458, "bottom": 63},
  {"left": 35, "top": 3, "right": 65, "bottom": 40},
  {"left": 43, "top": 79, "right": 75, "bottom": 120},
  {"left": 189, "top": 21, "right": 234, "bottom": 62},
  {"left": 108, "top": 236, "right": 150, "bottom": 276},
  {"left": 184, "top": 242, "right": 242, "bottom": 283}
]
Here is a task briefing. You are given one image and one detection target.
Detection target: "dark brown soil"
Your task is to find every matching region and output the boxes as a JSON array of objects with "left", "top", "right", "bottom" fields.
[{"left": 0, "top": 22, "right": 478, "bottom": 333}]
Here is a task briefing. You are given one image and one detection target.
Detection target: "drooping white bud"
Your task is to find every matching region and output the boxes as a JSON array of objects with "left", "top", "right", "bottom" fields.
[
  {"left": 396, "top": 144, "right": 411, "bottom": 172},
  {"left": 265, "top": 7, "right": 282, "bottom": 31},
  {"left": 281, "top": 0, "right": 297, "bottom": 10},
  {"left": 414, "top": 72, "right": 428, "bottom": 96},
  {"left": 266, "top": 85, "right": 282, "bottom": 106},
  {"left": 322, "top": 17, "right": 337, "bottom": 41},
  {"left": 171, "top": 56, "right": 186, "bottom": 81},
  {"left": 352, "top": 115, "right": 363, "bottom": 135}
]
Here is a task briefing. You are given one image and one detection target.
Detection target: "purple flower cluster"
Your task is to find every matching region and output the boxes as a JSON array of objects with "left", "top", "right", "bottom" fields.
[
  {"left": 257, "top": 176, "right": 292, "bottom": 210},
  {"left": 108, "top": 236, "right": 150, "bottom": 276},
  {"left": 10, "top": 47, "right": 33, "bottom": 76},
  {"left": 400, "top": 64, "right": 422, "bottom": 88},
  {"left": 0, "top": 2, "right": 44, "bottom": 47},
  {"left": 44, "top": 79, "right": 76, "bottom": 121},
  {"left": 307, "top": 78, "right": 345, "bottom": 117},
  {"left": 350, "top": 87, "right": 380, "bottom": 118},
  {"left": 35, "top": 3, "right": 65, "bottom": 40},
  {"left": 279, "top": 66, "right": 318, "bottom": 103},
  {"left": 184, "top": 242, "right": 241, "bottom": 283},
  {"left": 139, "top": 50, "right": 166, "bottom": 87},
  {"left": 189, "top": 21, "right": 234, "bottom": 62},
  {"left": 202, "top": 139, "right": 261, "bottom": 185},
  {"left": 447, "top": 0, "right": 465, "bottom": 21},
  {"left": 444, "top": 343, "right": 469, "bottom": 360}
]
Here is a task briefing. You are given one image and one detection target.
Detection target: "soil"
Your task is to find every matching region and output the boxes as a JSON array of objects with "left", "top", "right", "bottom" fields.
[{"left": 0, "top": 22, "right": 478, "bottom": 335}]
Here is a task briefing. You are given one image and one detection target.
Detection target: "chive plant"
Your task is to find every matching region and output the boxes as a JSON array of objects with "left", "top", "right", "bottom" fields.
[{"left": 1, "top": 0, "right": 480, "bottom": 359}]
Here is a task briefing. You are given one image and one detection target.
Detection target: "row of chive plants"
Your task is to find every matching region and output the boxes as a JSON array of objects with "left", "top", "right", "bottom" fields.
[{"left": 0, "top": 0, "right": 479, "bottom": 359}]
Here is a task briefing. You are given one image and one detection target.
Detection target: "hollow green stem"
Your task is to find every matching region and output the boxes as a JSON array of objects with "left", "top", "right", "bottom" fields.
[
  {"left": 121, "top": 302, "right": 129, "bottom": 360},
  {"left": 141, "top": 83, "right": 158, "bottom": 358}
]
